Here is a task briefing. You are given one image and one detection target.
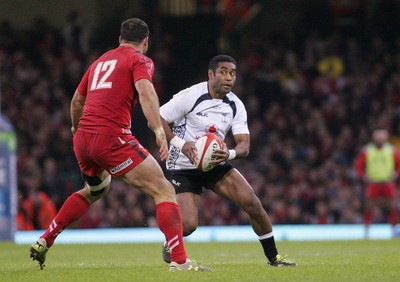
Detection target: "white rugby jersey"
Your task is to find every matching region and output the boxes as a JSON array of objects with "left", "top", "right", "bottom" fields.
[{"left": 160, "top": 81, "right": 249, "bottom": 170}]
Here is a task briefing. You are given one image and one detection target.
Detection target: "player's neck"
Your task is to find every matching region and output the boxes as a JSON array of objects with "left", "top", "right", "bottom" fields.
[
  {"left": 208, "top": 84, "right": 226, "bottom": 99},
  {"left": 210, "top": 92, "right": 225, "bottom": 99},
  {"left": 119, "top": 42, "right": 143, "bottom": 53}
]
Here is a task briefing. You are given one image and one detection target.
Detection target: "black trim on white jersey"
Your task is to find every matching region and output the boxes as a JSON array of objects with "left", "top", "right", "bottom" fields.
[
  {"left": 223, "top": 96, "right": 237, "bottom": 118},
  {"left": 188, "top": 93, "right": 212, "bottom": 114},
  {"left": 188, "top": 93, "right": 237, "bottom": 118}
]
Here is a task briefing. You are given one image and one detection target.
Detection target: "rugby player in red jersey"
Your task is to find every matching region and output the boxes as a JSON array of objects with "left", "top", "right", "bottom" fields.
[{"left": 30, "top": 18, "right": 208, "bottom": 272}]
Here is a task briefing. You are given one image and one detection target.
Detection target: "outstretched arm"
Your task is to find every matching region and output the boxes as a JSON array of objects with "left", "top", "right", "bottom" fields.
[{"left": 135, "top": 78, "right": 168, "bottom": 161}]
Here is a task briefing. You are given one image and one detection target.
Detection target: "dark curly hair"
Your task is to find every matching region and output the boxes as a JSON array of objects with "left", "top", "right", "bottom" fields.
[
  {"left": 120, "top": 18, "right": 149, "bottom": 44},
  {"left": 208, "top": 55, "right": 236, "bottom": 72}
]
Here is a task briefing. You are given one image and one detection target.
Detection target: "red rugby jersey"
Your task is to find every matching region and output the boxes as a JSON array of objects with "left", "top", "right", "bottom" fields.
[{"left": 77, "top": 45, "right": 154, "bottom": 135}]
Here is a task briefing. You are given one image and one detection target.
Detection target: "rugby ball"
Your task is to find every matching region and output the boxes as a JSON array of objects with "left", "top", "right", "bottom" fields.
[{"left": 194, "top": 133, "right": 223, "bottom": 172}]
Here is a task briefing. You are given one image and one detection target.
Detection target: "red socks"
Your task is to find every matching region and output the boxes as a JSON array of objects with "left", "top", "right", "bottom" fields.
[
  {"left": 41, "top": 192, "right": 90, "bottom": 247},
  {"left": 41, "top": 195, "right": 187, "bottom": 263},
  {"left": 364, "top": 209, "right": 398, "bottom": 227},
  {"left": 156, "top": 202, "right": 187, "bottom": 264}
]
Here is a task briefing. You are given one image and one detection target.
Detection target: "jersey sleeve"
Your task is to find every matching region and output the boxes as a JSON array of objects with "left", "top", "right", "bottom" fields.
[
  {"left": 132, "top": 54, "right": 154, "bottom": 83},
  {"left": 392, "top": 149, "right": 400, "bottom": 174},
  {"left": 160, "top": 88, "right": 192, "bottom": 123},
  {"left": 231, "top": 100, "right": 250, "bottom": 135},
  {"left": 77, "top": 68, "right": 90, "bottom": 97},
  {"left": 355, "top": 149, "right": 367, "bottom": 177}
]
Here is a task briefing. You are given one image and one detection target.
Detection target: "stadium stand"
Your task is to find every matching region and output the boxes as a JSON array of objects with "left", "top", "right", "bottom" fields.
[{"left": 1, "top": 1, "right": 399, "bottom": 230}]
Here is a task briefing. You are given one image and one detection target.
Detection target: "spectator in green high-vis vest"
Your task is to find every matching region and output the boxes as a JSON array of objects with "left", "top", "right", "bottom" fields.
[{"left": 355, "top": 129, "right": 400, "bottom": 238}]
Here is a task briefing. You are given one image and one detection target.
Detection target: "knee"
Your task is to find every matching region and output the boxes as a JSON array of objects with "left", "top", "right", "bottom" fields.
[
  {"left": 155, "top": 178, "right": 176, "bottom": 201},
  {"left": 136, "top": 175, "right": 175, "bottom": 200},
  {"left": 242, "top": 195, "right": 265, "bottom": 217},
  {"left": 93, "top": 185, "right": 109, "bottom": 200},
  {"left": 80, "top": 185, "right": 109, "bottom": 204},
  {"left": 182, "top": 218, "right": 197, "bottom": 236},
  {"left": 183, "top": 224, "right": 197, "bottom": 236}
]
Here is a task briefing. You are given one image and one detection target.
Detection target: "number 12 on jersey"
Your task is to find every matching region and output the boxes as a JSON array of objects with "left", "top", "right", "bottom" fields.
[{"left": 90, "top": 59, "right": 118, "bottom": 90}]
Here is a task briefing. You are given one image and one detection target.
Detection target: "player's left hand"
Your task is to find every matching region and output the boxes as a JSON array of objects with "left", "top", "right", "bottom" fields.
[{"left": 210, "top": 142, "right": 229, "bottom": 164}]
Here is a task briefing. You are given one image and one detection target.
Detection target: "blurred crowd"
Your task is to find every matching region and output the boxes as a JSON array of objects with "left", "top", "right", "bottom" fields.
[{"left": 1, "top": 3, "right": 400, "bottom": 230}]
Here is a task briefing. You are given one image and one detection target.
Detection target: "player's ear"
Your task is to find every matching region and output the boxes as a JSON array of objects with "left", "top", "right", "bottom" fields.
[
  {"left": 142, "top": 37, "right": 149, "bottom": 53},
  {"left": 118, "top": 35, "right": 122, "bottom": 43},
  {"left": 143, "top": 37, "right": 149, "bottom": 47},
  {"left": 208, "top": 69, "right": 214, "bottom": 79}
]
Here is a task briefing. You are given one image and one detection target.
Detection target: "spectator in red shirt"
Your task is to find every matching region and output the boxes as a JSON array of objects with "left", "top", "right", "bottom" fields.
[{"left": 355, "top": 129, "right": 400, "bottom": 238}]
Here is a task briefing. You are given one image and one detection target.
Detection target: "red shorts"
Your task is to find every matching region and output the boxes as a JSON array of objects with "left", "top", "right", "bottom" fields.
[
  {"left": 73, "top": 130, "right": 149, "bottom": 177},
  {"left": 366, "top": 182, "right": 397, "bottom": 199}
]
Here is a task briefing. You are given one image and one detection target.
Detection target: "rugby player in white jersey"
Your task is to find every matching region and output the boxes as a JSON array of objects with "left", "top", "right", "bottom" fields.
[{"left": 159, "top": 55, "right": 296, "bottom": 267}]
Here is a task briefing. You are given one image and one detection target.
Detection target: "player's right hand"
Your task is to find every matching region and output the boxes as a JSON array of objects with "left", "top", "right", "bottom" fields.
[
  {"left": 156, "top": 134, "right": 169, "bottom": 161},
  {"left": 182, "top": 141, "right": 197, "bottom": 164}
]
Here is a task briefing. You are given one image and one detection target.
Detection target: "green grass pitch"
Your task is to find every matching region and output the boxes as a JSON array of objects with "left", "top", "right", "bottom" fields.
[{"left": 0, "top": 240, "right": 398, "bottom": 282}]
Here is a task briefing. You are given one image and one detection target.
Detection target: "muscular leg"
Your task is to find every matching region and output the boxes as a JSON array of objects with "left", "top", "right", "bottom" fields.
[
  {"left": 175, "top": 192, "right": 201, "bottom": 236},
  {"left": 213, "top": 168, "right": 278, "bottom": 262},
  {"left": 213, "top": 169, "right": 272, "bottom": 235},
  {"left": 119, "top": 154, "right": 188, "bottom": 264},
  {"left": 41, "top": 170, "right": 111, "bottom": 247},
  {"left": 118, "top": 154, "right": 175, "bottom": 204}
]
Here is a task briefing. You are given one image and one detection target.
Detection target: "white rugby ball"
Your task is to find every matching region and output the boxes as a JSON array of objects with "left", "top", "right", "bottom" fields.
[{"left": 194, "top": 133, "right": 223, "bottom": 172}]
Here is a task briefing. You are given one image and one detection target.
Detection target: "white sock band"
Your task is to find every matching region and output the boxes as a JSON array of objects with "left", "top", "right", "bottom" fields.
[{"left": 258, "top": 231, "right": 274, "bottom": 240}]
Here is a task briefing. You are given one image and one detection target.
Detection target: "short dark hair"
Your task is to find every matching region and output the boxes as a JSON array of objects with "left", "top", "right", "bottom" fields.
[
  {"left": 120, "top": 18, "right": 149, "bottom": 44},
  {"left": 208, "top": 55, "right": 236, "bottom": 72}
]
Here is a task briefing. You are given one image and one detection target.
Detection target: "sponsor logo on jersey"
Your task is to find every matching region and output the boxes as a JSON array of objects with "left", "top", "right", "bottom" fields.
[
  {"left": 205, "top": 124, "right": 219, "bottom": 134},
  {"left": 172, "top": 179, "right": 181, "bottom": 187},
  {"left": 110, "top": 158, "right": 133, "bottom": 174},
  {"left": 196, "top": 111, "right": 208, "bottom": 117}
]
